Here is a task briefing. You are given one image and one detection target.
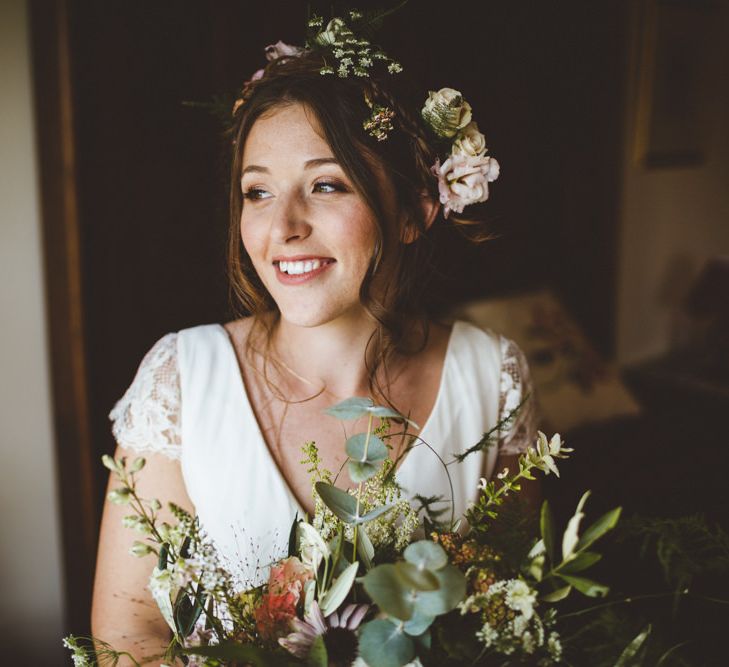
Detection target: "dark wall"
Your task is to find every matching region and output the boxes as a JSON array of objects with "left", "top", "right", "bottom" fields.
[{"left": 66, "top": 0, "right": 628, "bottom": 515}]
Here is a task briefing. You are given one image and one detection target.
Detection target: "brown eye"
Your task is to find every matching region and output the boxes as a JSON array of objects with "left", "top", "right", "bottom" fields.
[
  {"left": 243, "top": 187, "right": 272, "bottom": 200},
  {"left": 313, "top": 180, "right": 347, "bottom": 194}
]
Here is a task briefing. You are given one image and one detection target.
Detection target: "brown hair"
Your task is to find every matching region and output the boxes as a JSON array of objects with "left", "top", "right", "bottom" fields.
[{"left": 226, "top": 50, "right": 486, "bottom": 401}]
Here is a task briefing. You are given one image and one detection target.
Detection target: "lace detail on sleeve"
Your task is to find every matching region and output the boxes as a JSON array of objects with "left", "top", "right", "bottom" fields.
[
  {"left": 497, "top": 336, "right": 538, "bottom": 456},
  {"left": 108, "top": 333, "right": 181, "bottom": 461}
]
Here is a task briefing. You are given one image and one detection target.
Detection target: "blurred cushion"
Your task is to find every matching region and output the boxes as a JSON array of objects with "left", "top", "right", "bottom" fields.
[{"left": 452, "top": 289, "right": 641, "bottom": 433}]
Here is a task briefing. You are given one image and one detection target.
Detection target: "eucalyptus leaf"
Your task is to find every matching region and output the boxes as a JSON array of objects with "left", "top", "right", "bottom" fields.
[
  {"left": 541, "top": 585, "right": 572, "bottom": 602},
  {"left": 559, "top": 551, "right": 602, "bottom": 575},
  {"left": 395, "top": 561, "right": 440, "bottom": 591},
  {"left": 324, "top": 397, "right": 374, "bottom": 420},
  {"left": 399, "top": 610, "right": 435, "bottom": 636},
  {"left": 307, "top": 634, "right": 328, "bottom": 667},
  {"left": 348, "top": 460, "right": 380, "bottom": 483},
  {"left": 359, "top": 619, "right": 415, "bottom": 667},
  {"left": 357, "top": 525, "right": 375, "bottom": 570},
  {"left": 559, "top": 574, "right": 609, "bottom": 598},
  {"left": 404, "top": 541, "right": 448, "bottom": 571},
  {"left": 613, "top": 624, "right": 652, "bottom": 667},
  {"left": 357, "top": 502, "right": 396, "bottom": 525},
  {"left": 320, "top": 561, "right": 359, "bottom": 617},
  {"left": 413, "top": 564, "right": 467, "bottom": 616},
  {"left": 361, "top": 564, "right": 414, "bottom": 620},
  {"left": 540, "top": 500, "right": 555, "bottom": 564},
  {"left": 315, "top": 482, "right": 358, "bottom": 523},
  {"left": 315, "top": 482, "right": 394, "bottom": 525},
  {"left": 346, "top": 433, "right": 388, "bottom": 462},
  {"left": 575, "top": 507, "right": 622, "bottom": 553},
  {"left": 367, "top": 405, "right": 405, "bottom": 419}
]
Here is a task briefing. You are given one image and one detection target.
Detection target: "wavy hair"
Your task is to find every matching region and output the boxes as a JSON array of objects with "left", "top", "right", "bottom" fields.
[{"left": 226, "top": 50, "right": 487, "bottom": 402}]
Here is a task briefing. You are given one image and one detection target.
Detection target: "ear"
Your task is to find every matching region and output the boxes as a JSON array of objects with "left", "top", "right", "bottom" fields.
[{"left": 400, "top": 191, "right": 441, "bottom": 244}]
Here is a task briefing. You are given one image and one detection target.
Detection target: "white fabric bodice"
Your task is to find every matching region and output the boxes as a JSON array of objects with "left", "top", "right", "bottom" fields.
[{"left": 110, "top": 320, "right": 537, "bottom": 587}]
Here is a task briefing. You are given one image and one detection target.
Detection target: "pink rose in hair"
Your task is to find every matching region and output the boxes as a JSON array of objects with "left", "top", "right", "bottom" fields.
[{"left": 432, "top": 154, "right": 500, "bottom": 218}]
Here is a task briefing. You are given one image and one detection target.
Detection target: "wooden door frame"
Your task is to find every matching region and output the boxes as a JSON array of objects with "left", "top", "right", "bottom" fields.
[{"left": 29, "top": 0, "right": 98, "bottom": 635}]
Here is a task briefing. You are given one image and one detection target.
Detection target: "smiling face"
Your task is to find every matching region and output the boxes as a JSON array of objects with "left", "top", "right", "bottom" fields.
[{"left": 239, "top": 103, "right": 389, "bottom": 329}]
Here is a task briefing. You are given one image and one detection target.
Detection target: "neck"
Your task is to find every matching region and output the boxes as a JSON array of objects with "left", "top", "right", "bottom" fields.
[{"left": 268, "top": 311, "right": 387, "bottom": 401}]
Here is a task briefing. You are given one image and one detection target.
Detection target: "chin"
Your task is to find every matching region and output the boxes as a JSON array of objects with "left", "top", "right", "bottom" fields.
[{"left": 276, "top": 299, "right": 365, "bottom": 330}]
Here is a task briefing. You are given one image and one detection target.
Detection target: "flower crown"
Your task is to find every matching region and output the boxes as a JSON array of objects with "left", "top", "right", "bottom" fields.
[{"left": 234, "top": 9, "right": 499, "bottom": 220}]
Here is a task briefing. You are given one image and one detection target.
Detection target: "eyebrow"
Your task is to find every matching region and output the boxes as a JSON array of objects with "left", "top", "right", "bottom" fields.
[{"left": 241, "top": 157, "right": 339, "bottom": 176}]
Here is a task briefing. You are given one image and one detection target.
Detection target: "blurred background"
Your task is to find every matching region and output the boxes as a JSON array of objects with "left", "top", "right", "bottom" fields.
[{"left": 2, "top": 0, "right": 728, "bottom": 663}]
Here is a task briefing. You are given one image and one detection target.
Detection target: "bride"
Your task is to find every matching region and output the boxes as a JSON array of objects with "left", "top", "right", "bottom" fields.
[{"left": 91, "top": 36, "right": 537, "bottom": 666}]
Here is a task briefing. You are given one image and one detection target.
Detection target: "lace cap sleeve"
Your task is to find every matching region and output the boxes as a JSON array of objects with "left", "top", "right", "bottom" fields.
[
  {"left": 109, "top": 333, "right": 181, "bottom": 461},
  {"left": 497, "top": 336, "right": 538, "bottom": 456}
]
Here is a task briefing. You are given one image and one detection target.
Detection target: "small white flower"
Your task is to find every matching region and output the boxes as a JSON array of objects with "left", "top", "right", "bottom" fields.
[
  {"left": 497, "top": 467, "right": 510, "bottom": 480},
  {"left": 548, "top": 632, "right": 563, "bottom": 659},
  {"left": 504, "top": 579, "right": 537, "bottom": 621},
  {"left": 477, "top": 477, "right": 488, "bottom": 490}
]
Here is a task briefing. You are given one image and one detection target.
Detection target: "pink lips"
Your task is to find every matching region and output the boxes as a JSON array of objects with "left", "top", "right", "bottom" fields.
[{"left": 273, "top": 257, "right": 335, "bottom": 285}]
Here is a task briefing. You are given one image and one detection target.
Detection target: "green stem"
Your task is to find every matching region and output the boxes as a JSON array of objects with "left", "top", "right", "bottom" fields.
[
  {"left": 352, "top": 413, "right": 374, "bottom": 562},
  {"left": 556, "top": 590, "right": 729, "bottom": 620}
]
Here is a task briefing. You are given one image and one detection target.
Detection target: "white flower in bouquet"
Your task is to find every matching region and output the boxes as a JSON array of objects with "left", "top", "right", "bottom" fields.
[{"left": 297, "top": 521, "right": 331, "bottom": 572}]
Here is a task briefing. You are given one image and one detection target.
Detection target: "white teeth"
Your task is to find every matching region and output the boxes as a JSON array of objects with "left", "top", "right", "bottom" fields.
[{"left": 278, "top": 259, "right": 327, "bottom": 275}]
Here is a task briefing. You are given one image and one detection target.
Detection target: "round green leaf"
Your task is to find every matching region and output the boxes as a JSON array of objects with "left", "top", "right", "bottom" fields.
[
  {"left": 395, "top": 561, "right": 439, "bottom": 592},
  {"left": 404, "top": 541, "right": 448, "bottom": 571},
  {"left": 397, "top": 610, "right": 435, "bottom": 636},
  {"left": 361, "top": 564, "right": 414, "bottom": 620},
  {"left": 359, "top": 619, "right": 415, "bottom": 667},
  {"left": 413, "top": 564, "right": 466, "bottom": 617},
  {"left": 348, "top": 460, "right": 380, "bottom": 483},
  {"left": 324, "top": 397, "right": 373, "bottom": 420},
  {"left": 346, "top": 433, "right": 388, "bottom": 463}
]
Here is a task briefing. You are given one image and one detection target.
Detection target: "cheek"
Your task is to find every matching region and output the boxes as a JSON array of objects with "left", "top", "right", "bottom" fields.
[{"left": 239, "top": 212, "right": 266, "bottom": 260}]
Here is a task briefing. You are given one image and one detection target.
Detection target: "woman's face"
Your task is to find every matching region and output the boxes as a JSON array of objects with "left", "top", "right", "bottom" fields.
[{"left": 239, "top": 103, "right": 389, "bottom": 329}]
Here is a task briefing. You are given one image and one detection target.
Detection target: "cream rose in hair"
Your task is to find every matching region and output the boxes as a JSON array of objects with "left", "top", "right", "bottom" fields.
[
  {"left": 452, "top": 121, "right": 487, "bottom": 158},
  {"left": 432, "top": 153, "right": 500, "bottom": 218},
  {"left": 421, "top": 87, "right": 473, "bottom": 138},
  {"left": 264, "top": 40, "right": 305, "bottom": 60}
]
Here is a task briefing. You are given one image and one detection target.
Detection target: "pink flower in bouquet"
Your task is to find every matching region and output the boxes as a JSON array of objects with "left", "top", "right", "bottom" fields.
[
  {"left": 254, "top": 590, "right": 299, "bottom": 641},
  {"left": 268, "top": 556, "right": 314, "bottom": 597},
  {"left": 279, "top": 600, "right": 369, "bottom": 663},
  {"left": 432, "top": 154, "right": 500, "bottom": 218},
  {"left": 255, "top": 556, "right": 314, "bottom": 640}
]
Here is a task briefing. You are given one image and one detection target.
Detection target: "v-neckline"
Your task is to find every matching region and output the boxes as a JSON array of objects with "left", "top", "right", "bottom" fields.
[{"left": 214, "top": 322, "right": 459, "bottom": 517}]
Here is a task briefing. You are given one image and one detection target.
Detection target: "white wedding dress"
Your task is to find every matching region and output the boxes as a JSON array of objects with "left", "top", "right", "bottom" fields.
[{"left": 110, "top": 320, "right": 536, "bottom": 588}]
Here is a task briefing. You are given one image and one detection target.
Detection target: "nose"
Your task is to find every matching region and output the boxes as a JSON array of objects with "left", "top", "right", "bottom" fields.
[{"left": 270, "top": 189, "right": 312, "bottom": 244}]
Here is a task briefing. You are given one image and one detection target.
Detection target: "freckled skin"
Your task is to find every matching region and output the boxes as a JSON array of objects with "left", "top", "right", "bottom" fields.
[{"left": 240, "top": 104, "right": 381, "bottom": 330}]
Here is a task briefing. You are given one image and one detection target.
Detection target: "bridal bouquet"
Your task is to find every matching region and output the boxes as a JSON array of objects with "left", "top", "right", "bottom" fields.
[{"left": 66, "top": 398, "right": 626, "bottom": 667}]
